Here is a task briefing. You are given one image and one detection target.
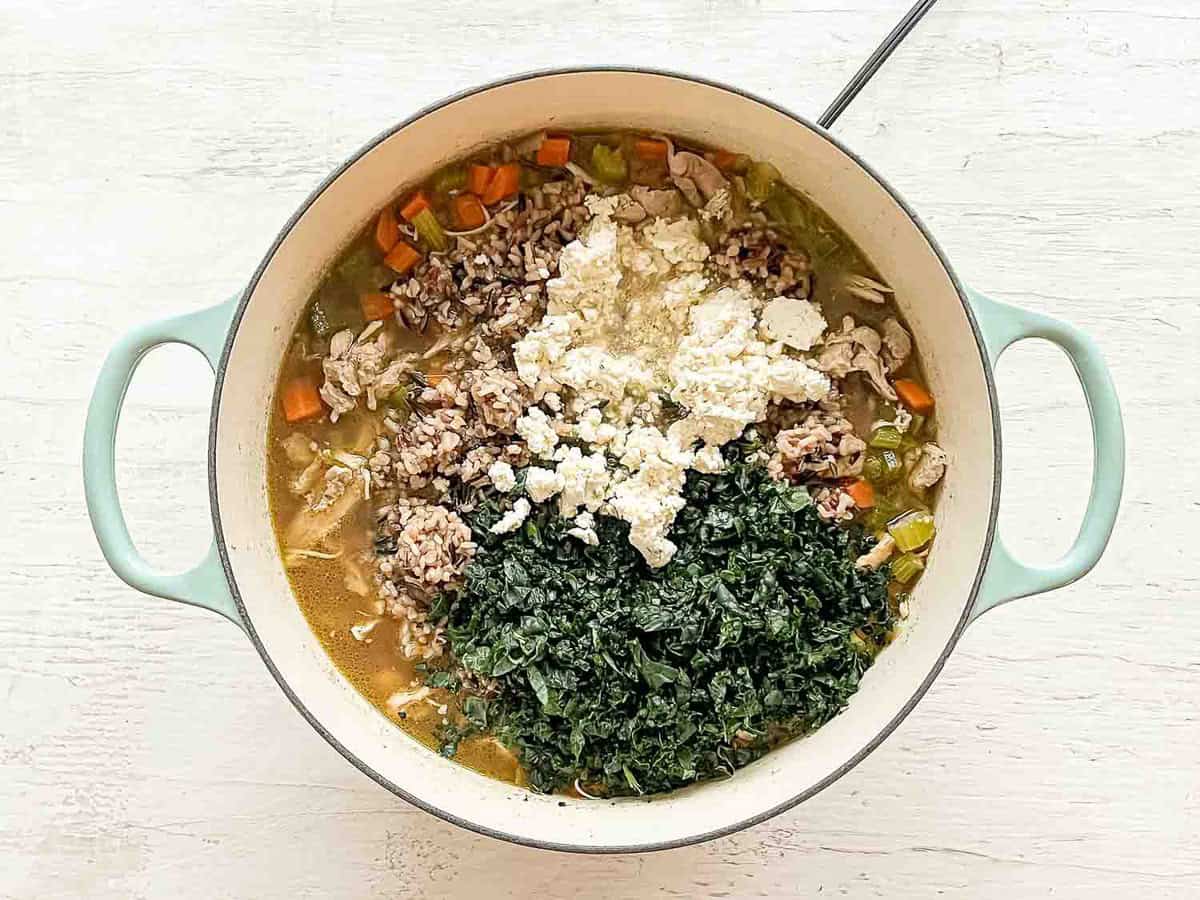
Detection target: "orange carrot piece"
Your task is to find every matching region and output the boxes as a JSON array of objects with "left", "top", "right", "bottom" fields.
[
  {"left": 360, "top": 292, "right": 395, "bottom": 322},
  {"left": 467, "top": 164, "right": 495, "bottom": 196},
  {"left": 424, "top": 358, "right": 447, "bottom": 386},
  {"left": 400, "top": 190, "right": 431, "bottom": 222},
  {"left": 481, "top": 162, "right": 520, "bottom": 205},
  {"left": 383, "top": 240, "right": 421, "bottom": 275},
  {"left": 634, "top": 138, "right": 669, "bottom": 161},
  {"left": 452, "top": 193, "right": 486, "bottom": 229},
  {"left": 894, "top": 379, "right": 935, "bottom": 415},
  {"left": 281, "top": 376, "right": 324, "bottom": 423},
  {"left": 846, "top": 479, "right": 876, "bottom": 509},
  {"left": 536, "top": 136, "right": 572, "bottom": 167},
  {"left": 711, "top": 150, "right": 742, "bottom": 172},
  {"left": 374, "top": 205, "right": 399, "bottom": 254}
]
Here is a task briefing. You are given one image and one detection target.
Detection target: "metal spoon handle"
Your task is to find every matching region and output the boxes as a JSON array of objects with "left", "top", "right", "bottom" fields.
[{"left": 818, "top": 0, "right": 939, "bottom": 129}]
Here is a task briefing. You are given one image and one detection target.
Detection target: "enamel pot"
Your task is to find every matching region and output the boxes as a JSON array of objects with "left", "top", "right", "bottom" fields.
[{"left": 83, "top": 69, "right": 1125, "bottom": 853}]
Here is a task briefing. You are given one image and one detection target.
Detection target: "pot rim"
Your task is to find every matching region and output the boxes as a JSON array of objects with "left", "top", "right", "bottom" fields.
[{"left": 208, "top": 65, "right": 1003, "bottom": 854}]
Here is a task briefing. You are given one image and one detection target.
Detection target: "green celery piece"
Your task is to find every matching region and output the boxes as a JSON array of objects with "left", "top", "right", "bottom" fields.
[
  {"left": 866, "top": 449, "right": 903, "bottom": 485},
  {"left": 891, "top": 552, "right": 925, "bottom": 584},
  {"left": 869, "top": 425, "right": 903, "bottom": 450},
  {"left": 591, "top": 144, "right": 628, "bottom": 184},
  {"left": 433, "top": 167, "right": 467, "bottom": 194},
  {"left": 745, "top": 161, "right": 780, "bottom": 202},
  {"left": 412, "top": 208, "right": 448, "bottom": 252},
  {"left": 888, "top": 510, "right": 936, "bottom": 552}
]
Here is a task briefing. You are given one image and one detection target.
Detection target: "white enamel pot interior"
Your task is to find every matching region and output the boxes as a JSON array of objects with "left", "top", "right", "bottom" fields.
[{"left": 213, "top": 69, "right": 997, "bottom": 852}]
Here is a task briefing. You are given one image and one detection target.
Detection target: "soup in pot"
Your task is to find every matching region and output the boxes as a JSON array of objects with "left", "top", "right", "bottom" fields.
[{"left": 267, "top": 129, "right": 946, "bottom": 797}]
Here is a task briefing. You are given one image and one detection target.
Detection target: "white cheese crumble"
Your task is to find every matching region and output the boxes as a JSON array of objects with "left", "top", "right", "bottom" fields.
[
  {"left": 487, "top": 460, "right": 516, "bottom": 493},
  {"left": 508, "top": 194, "right": 830, "bottom": 567},
  {"left": 515, "top": 407, "right": 559, "bottom": 459},
  {"left": 760, "top": 296, "right": 828, "bottom": 351},
  {"left": 668, "top": 285, "right": 830, "bottom": 449},
  {"left": 567, "top": 511, "right": 600, "bottom": 546},
  {"left": 490, "top": 498, "right": 531, "bottom": 535},
  {"left": 525, "top": 466, "right": 564, "bottom": 503}
]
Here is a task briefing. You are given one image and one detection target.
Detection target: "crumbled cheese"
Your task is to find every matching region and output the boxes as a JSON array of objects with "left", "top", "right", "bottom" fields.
[
  {"left": 490, "top": 498, "right": 531, "bottom": 535},
  {"left": 552, "top": 447, "right": 611, "bottom": 518},
  {"left": 515, "top": 407, "right": 559, "bottom": 459},
  {"left": 760, "top": 296, "right": 827, "bottom": 351},
  {"left": 693, "top": 445, "right": 725, "bottom": 474},
  {"left": 350, "top": 620, "right": 380, "bottom": 642},
  {"left": 526, "top": 466, "right": 564, "bottom": 503},
  {"left": 487, "top": 460, "right": 516, "bottom": 493},
  {"left": 607, "top": 426, "right": 692, "bottom": 567},
  {"left": 669, "top": 285, "right": 830, "bottom": 449},
  {"left": 567, "top": 511, "right": 600, "bottom": 546},
  {"left": 508, "top": 194, "right": 830, "bottom": 568}
]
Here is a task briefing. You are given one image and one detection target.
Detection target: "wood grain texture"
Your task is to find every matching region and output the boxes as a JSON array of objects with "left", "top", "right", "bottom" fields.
[{"left": 2, "top": 0, "right": 1197, "bottom": 897}]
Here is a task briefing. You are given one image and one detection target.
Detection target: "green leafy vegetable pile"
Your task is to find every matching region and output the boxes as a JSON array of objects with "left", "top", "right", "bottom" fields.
[{"left": 434, "top": 443, "right": 895, "bottom": 796}]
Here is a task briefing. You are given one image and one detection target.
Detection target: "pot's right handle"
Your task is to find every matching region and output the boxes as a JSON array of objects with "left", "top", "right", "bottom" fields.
[
  {"left": 83, "top": 298, "right": 244, "bottom": 630},
  {"left": 967, "top": 288, "right": 1125, "bottom": 621}
]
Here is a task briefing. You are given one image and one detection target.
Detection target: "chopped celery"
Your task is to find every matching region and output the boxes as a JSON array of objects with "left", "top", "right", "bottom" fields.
[
  {"left": 764, "top": 186, "right": 807, "bottom": 230},
  {"left": 888, "top": 510, "right": 936, "bottom": 552},
  {"left": 412, "top": 208, "right": 447, "bottom": 252},
  {"left": 865, "top": 449, "right": 903, "bottom": 485},
  {"left": 745, "top": 161, "right": 780, "bottom": 202},
  {"left": 891, "top": 553, "right": 925, "bottom": 584},
  {"left": 909, "top": 414, "right": 926, "bottom": 437},
  {"left": 433, "top": 167, "right": 467, "bottom": 194},
  {"left": 869, "top": 425, "right": 903, "bottom": 449},
  {"left": 591, "top": 144, "right": 627, "bottom": 184}
]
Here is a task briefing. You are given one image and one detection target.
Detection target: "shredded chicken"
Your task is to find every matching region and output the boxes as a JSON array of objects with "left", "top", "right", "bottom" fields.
[
  {"left": 811, "top": 485, "right": 855, "bottom": 522},
  {"left": 908, "top": 442, "right": 948, "bottom": 491},
  {"left": 839, "top": 273, "right": 894, "bottom": 305},
  {"left": 309, "top": 465, "right": 355, "bottom": 511},
  {"left": 768, "top": 411, "right": 866, "bottom": 481},
  {"left": 320, "top": 325, "right": 412, "bottom": 421},
  {"left": 816, "top": 316, "right": 897, "bottom": 401},
  {"left": 856, "top": 535, "right": 897, "bottom": 571},
  {"left": 629, "top": 185, "right": 684, "bottom": 218},
  {"left": 880, "top": 317, "right": 912, "bottom": 373},
  {"left": 668, "top": 150, "right": 728, "bottom": 207}
]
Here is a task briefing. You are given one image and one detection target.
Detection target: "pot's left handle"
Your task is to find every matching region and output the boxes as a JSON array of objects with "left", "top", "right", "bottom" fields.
[{"left": 83, "top": 297, "right": 245, "bottom": 630}]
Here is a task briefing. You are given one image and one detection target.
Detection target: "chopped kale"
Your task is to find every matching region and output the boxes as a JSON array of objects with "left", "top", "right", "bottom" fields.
[{"left": 442, "top": 443, "right": 894, "bottom": 796}]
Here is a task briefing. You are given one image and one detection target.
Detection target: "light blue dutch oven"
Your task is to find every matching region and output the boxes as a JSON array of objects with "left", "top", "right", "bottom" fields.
[{"left": 83, "top": 69, "right": 1124, "bottom": 852}]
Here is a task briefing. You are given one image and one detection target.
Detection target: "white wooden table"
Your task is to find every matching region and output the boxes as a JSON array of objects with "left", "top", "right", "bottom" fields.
[{"left": 2, "top": 1, "right": 1197, "bottom": 896}]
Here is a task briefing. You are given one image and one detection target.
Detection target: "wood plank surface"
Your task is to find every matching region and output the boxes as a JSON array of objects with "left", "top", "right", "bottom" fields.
[{"left": 1, "top": 1, "right": 1196, "bottom": 896}]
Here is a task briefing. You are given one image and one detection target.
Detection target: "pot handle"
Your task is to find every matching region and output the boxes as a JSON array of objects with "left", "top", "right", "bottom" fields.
[
  {"left": 967, "top": 288, "right": 1125, "bottom": 621},
  {"left": 83, "top": 297, "right": 244, "bottom": 630}
]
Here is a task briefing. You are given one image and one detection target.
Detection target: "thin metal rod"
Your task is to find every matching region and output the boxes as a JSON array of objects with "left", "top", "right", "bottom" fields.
[{"left": 817, "top": 0, "right": 939, "bottom": 129}]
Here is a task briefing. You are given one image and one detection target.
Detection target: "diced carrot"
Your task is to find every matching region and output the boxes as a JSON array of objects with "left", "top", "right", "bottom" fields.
[
  {"left": 536, "top": 136, "right": 572, "bottom": 167},
  {"left": 281, "top": 376, "right": 324, "bottom": 423},
  {"left": 452, "top": 193, "right": 486, "bottom": 229},
  {"left": 424, "top": 358, "right": 447, "bottom": 386},
  {"left": 480, "top": 162, "right": 520, "bottom": 205},
  {"left": 360, "top": 292, "right": 395, "bottom": 322},
  {"left": 374, "top": 205, "right": 399, "bottom": 254},
  {"left": 894, "top": 379, "right": 935, "bottom": 415},
  {"left": 711, "top": 150, "right": 743, "bottom": 172},
  {"left": 383, "top": 240, "right": 421, "bottom": 275},
  {"left": 400, "top": 190, "right": 431, "bottom": 223},
  {"left": 634, "top": 138, "right": 668, "bottom": 161},
  {"left": 846, "top": 479, "right": 876, "bottom": 509},
  {"left": 467, "top": 164, "right": 495, "bottom": 196}
]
